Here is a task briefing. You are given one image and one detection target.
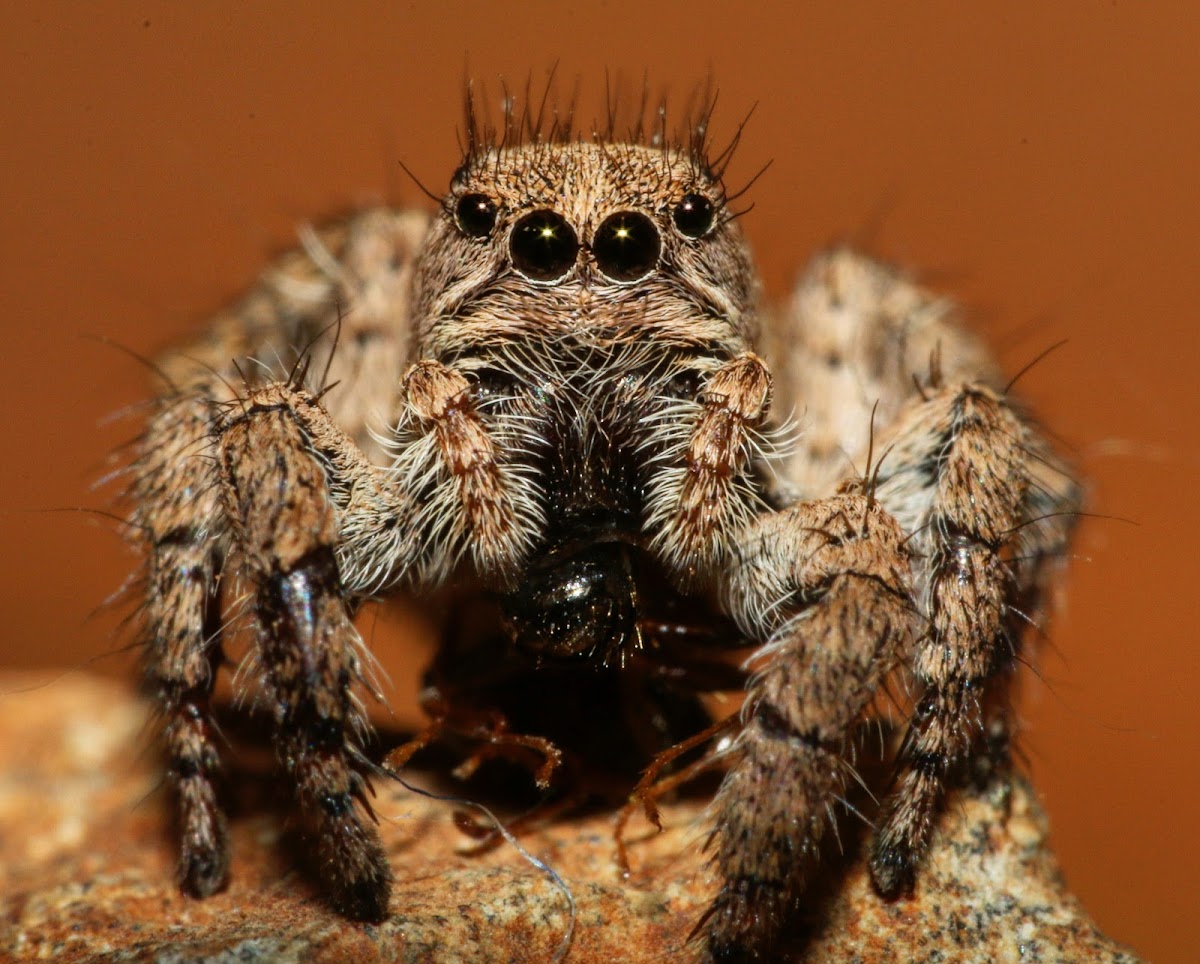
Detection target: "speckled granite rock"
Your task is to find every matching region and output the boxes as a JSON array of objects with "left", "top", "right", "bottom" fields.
[{"left": 0, "top": 674, "right": 1136, "bottom": 963}]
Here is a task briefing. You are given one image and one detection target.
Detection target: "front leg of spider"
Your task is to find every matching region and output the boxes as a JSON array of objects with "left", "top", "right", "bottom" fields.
[
  {"left": 218, "top": 384, "right": 398, "bottom": 919},
  {"left": 703, "top": 493, "right": 914, "bottom": 960}
]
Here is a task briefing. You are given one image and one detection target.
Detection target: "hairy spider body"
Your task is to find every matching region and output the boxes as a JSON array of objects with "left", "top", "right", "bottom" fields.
[{"left": 127, "top": 124, "right": 1078, "bottom": 960}]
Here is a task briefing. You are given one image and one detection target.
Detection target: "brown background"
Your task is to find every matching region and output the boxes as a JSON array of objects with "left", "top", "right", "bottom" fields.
[{"left": 2, "top": 3, "right": 1197, "bottom": 960}]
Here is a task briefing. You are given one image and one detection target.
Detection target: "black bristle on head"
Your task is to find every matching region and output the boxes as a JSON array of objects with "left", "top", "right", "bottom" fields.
[{"left": 454, "top": 71, "right": 746, "bottom": 185}]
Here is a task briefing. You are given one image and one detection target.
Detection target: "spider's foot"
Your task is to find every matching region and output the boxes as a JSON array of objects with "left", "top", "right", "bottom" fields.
[
  {"left": 178, "top": 831, "right": 230, "bottom": 899},
  {"left": 322, "top": 829, "right": 393, "bottom": 922},
  {"left": 699, "top": 878, "right": 791, "bottom": 964},
  {"left": 332, "top": 872, "right": 392, "bottom": 923},
  {"left": 869, "top": 842, "right": 916, "bottom": 898}
]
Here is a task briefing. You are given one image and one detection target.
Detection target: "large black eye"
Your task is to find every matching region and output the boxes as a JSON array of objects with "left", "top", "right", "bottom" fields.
[
  {"left": 455, "top": 193, "right": 497, "bottom": 238},
  {"left": 592, "top": 211, "right": 661, "bottom": 282},
  {"left": 510, "top": 210, "right": 579, "bottom": 282},
  {"left": 673, "top": 193, "right": 715, "bottom": 238}
]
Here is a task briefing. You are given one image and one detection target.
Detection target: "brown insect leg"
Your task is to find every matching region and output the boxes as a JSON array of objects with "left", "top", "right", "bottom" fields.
[
  {"left": 383, "top": 691, "right": 581, "bottom": 856},
  {"left": 613, "top": 714, "right": 738, "bottom": 878}
]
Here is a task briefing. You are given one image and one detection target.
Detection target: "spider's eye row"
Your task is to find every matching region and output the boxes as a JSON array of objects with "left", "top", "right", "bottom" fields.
[
  {"left": 592, "top": 211, "right": 661, "bottom": 282},
  {"left": 455, "top": 193, "right": 498, "bottom": 238},
  {"left": 509, "top": 210, "right": 579, "bottom": 282},
  {"left": 673, "top": 193, "right": 716, "bottom": 239}
]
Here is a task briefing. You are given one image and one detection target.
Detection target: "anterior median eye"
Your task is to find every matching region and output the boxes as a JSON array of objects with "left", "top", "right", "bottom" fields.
[
  {"left": 455, "top": 193, "right": 498, "bottom": 238},
  {"left": 510, "top": 210, "right": 579, "bottom": 282},
  {"left": 592, "top": 211, "right": 661, "bottom": 282},
  {"left": 673, "top": 192, "right": 715, "bottom": 239}
]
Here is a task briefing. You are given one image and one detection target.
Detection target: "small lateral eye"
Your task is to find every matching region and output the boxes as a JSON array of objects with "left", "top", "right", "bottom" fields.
[
  {"left": 455, "top": 193, "right": 498, "bottom": 238},
  {"left": 510, "top": 210, "right": 579, "bottom": 282},
  {"left": 673, "top": 193, "right": 715, "bottom": 239},
  {"left": 592, "top": 211, "right": 661, "bottom": 282}
]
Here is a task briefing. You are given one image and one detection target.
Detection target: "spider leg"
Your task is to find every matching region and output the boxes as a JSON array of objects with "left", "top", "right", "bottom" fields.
[
  {"left": 217, "top": 383, "right": 408, "bottom": 920},
  {"left": 133, "top": 391, "right": 230, "bottom": 898},
  {"left": 130, "top": 209, "right": 531, "bottom": 916},
  {"left": 704, "top": 493, "right": 914, "bottom": 960},
  {"left": 868, "top": 382, "right": 1078, "bottom": 894},
  {"left": 761, "top": 247, "right": 1079, "bottom": 905}
]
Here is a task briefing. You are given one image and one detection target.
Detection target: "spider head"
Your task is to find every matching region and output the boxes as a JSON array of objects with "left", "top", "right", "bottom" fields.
[{"left": 409, "top": 142, "right": 759, "bottom": 362}]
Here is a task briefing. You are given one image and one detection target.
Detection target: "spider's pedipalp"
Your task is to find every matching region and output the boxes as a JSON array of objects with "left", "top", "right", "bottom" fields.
[{"left": 644, "top": 351, "right": 773, "bottom": 579}]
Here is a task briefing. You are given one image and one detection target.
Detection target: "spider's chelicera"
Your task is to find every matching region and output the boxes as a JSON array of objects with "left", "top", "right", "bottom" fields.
[{"left": 125, "top": 108, "right": 1079, "bottom": 960}]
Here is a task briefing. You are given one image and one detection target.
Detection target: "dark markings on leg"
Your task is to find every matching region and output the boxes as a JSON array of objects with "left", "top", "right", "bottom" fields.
[
  {"left": 871, "top": 387, "right": 1027, "bottom": 896},
  {"left": 134, "top": 393, "right": 231, "bottom": 898},
  {"left": 219, "top": 390, "right": 391, "bottom": 921},
  {"left": 256, "top": 546, "right": 391, "bottom": 921},
  {"left": 705, "top": 496, "right": 912, "bottom": 961}
]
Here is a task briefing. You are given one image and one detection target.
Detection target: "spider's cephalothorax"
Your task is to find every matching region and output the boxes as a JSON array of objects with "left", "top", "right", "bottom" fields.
[{"left": 127, "top": 124, "right": 1078, "bottom": 960}]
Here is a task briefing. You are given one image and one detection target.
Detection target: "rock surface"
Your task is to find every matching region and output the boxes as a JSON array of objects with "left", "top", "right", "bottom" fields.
[{"left": 0, "top": 674, "right": 1137, "bottom": 962}]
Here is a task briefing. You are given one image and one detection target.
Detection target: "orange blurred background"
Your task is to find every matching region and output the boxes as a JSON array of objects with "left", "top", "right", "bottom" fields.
[{"left": 2, "top": 4, "right": 1196, "bottom": 959}]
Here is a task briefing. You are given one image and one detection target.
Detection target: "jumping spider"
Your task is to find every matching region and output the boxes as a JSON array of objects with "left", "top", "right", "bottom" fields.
[{"left": 126, "top": 105, "right": 1078, "bottom": 960}]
